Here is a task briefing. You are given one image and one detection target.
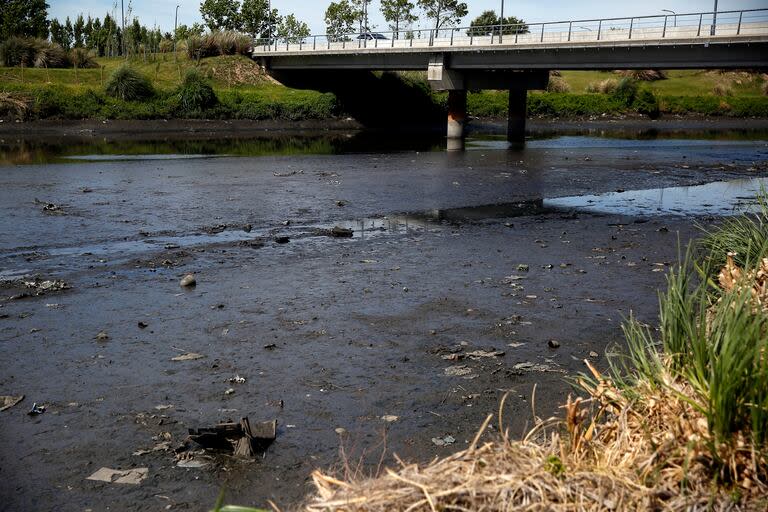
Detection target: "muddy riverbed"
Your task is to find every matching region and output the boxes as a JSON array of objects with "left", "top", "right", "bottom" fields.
[{"left": 1, "top": 124, "right": 767, "bottom": 511}]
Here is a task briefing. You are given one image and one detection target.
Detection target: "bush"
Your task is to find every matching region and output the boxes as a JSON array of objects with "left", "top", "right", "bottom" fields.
[
  {"left": 104, "top": 65, "right": 155, "bottom": 101},
  {"left": 713, "top": 82, "right": 733, "bottom": 96},
  {"left": 186, "top": 31, "right": 251, "bottom": 59},
  {"left": 632, "top": 89, "right": 660, "bottom": 119},
  {"left": 585, "top": 79, "right": 618, "bottom": 94},
  {"left": 69, "top": 47, "right": 98, "bottom": 68},
  {"left": 177, "top": 68, "right": 218, "bottom": 112},
  {"left": 34, "top": 45, "right": 69, "bottom": 68},
  {"left": 0, "top": 36, "right": 44, "bottom": 67},
  {"left": 617, "top": 69, "right": 667, "bottom": 81},
  {"left": 611, "top": 77, "right": 638, "bottom": 106},
  {"left": 546, "top": 76, "right": 571, "bottom": 93}
]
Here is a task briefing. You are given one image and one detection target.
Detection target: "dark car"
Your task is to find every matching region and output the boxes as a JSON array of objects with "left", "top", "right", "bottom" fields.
[{"left": 357, "top": 32, "right": 388, "bottom": 40}]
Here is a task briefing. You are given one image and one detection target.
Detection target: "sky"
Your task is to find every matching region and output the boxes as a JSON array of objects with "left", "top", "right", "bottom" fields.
[{"left": 48, "top": 0, "right": 766, "bottom": 34}]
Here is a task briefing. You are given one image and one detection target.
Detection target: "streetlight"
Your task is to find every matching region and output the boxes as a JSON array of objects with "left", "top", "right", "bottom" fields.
[
  {"left": 499, "top": 0, "right": 505, "bottom": 43},
  {"left": 661, "top": 9, "right": 676, "bottom": 27},
  {"left": 711, "top": 0, "right": 718, "bottom": 36},
  {"left": 173, "top": 4, "right": 180, "bottom": 61},
  {"left": 121, "top": 0, "right": 125, "bottom": 57}
]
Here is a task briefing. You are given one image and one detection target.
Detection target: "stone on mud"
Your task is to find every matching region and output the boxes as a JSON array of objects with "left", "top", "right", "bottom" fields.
[{"left": 179, "top": 274, "right": 196, "bottom": 287}]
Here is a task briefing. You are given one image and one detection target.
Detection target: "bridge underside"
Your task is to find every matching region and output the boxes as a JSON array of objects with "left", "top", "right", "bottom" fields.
[{"left": 259, "top": 39, "right": 768, "bottom": 147}]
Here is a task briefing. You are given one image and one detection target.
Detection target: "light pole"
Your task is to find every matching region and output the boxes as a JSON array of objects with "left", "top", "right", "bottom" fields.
[
  {"left": 711, "top": 0, "right": 718, "bottom": 36},
  {"left": 662, "top": 9, "right": 676, "bottom": 27},
  {"left": 173, "top": 4, "right": 179, "bottom": 60},
  {"left": 268, "top": 0, "right": 271, "bottom": 41},
  {"left": 121, "top": 0, "right": 125, "bottom": 57},
  {"left": 499, "top": 0, "right": 505, "bottom": 43}
]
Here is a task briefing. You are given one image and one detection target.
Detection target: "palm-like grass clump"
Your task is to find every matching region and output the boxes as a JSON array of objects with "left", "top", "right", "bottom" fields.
[
  {"left": 104, "top": 65, "right": 155, "bottom": 101},
  {"left": 177, "top": 68, "right": 218, "bottom": 112}
]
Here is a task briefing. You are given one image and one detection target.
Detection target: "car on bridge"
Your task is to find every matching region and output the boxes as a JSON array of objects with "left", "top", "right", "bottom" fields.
[{"left": 357, "top": 32, "right": 388, "bottom": 40}]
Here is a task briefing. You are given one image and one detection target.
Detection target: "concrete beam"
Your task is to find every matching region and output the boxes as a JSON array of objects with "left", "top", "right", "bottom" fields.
[{"left": 427, "top": 54, "right": 464, "bottom": 91}]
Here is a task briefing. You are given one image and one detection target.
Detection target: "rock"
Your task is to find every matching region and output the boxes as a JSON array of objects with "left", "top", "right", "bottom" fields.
[
  {"left": 431, "top": 435, "right": 455, "bottom": 446},
  {"left": 517, "top": 264, "right": 529, "bottom": 272},
  {"left": 548, "top": 339, "right": 561, "bottom": 349},
  {"left": 589, "top": 351, "right": 599, "bottom": 358},
  {"left": 330, "top": 226, "right": 353, "bottom": 238},
  {"left": 179, "top": 274, "right": 196, "bottom": 287},
  {"left": 335, "top": 200, "right": 346, "bottom": 207},
  {"left": 137, "top": 321, "right": 148, "bottom": 329},
  {"left": 95, "top": 331, "right": 109, "bottom": 341},
  {"left": 444, "top": 365, "right": 475, "bottom": 379},
  {"left": 274, "top": 236, "right": 290, "bottom": 244},
  {"left": 335, "top": 427, "right": 347, "bottom": 435},
  {"left": 381, "top": 415, "right": 399, "bottom": 422},
  {"left": 224, "top": 388, "right": 235, "bottom": 395},
  {"left": 465, "top": 350, "right": 505, "bottom": 359},
  {"left": 243, "top": 224, "right": 252, "bottom": 233}
]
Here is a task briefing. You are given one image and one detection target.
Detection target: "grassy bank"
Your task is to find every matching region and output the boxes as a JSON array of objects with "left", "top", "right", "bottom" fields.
[
  {"left": 302, "top": 200, "right": 768, "bottom": 510},
  {"left": 1, "top": 55, "right": 768, "bottom": 121}
]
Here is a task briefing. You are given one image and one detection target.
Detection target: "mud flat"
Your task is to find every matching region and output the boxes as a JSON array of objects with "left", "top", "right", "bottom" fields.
[{"left": 0, "top": 130, "right": 766, "bottom": 510}]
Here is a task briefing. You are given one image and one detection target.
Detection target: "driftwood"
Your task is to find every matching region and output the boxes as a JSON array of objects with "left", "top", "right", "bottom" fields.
[{"left": 188, "top": 417, "right": 276, "bottom": 458}]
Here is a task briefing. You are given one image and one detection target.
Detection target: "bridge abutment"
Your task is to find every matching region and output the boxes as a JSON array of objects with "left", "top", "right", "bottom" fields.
[
  {"left": 447, "top": 90, "right": 467, "bottom": 141},
  {"left": 507, "top": 89, "right": 528, "bottom": 147}
]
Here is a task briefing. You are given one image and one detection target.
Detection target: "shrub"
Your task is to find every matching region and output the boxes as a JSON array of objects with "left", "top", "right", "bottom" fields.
[
  {"left": 617, "top": 69, "right": 667, "bottom": 81},
  {"left": 69, "top": 47, "right": 98, "bottom": 68},
  {"left": 546, "top": 76, "right": 571, "bottom": 93},
  {"left": 586, "top": 79, "right": 618, "bottom": 94},
  {"left": 104, "top": 65, "right": 155, "bottom": 101},
  {"left": 713, "top": 82, "right": 733, "bottom": 96},
  {"left": 177, "top": 68, "right": 218, "bottom": 113},
  {"left": 632, "top": 89, "right": 660, "bottom": 119},
  {"left": 34, "top": 45, "right": 70, "bottom": 68},
  {"left": 186, "top": 31, "right": 251, "bottom": 59},
  {"left": 612, "top": 77, "right": 638, "bottom": 106},
  {"left": 0, "top": 36, "right": 44, "bottom": 67}
]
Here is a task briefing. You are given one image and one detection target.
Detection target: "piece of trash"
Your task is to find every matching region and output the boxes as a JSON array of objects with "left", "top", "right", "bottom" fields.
[
  {"left": 517, "top": 264, "right": 529, "bottom": 272},
  {"left": 228, "top": 375, "right": 246, "bottom": 384},
  {"left": 465, "top": 350, "right": 505, "bottom": 359},
  {"left": 154, "top": 404, "right": 173, "bottom": 411},
  {"left": 381, "top": 415, "right": 399, "bottom": 422},
  {"left": 0, "top": 395, "right": 24, "bottom": 412},
  {"left": 589, "top": 351, "right": 599, "bottom": 358},
  {"left": 86, "top": 467, "right": 148, "bottom": 485},
  {"left": 431, "top": 435, "right": 456, "bottom": 446},
  {"left": 224, "top": 388, "right": 235, "bottom": 395},
  {"left": 138, "top": 321, "right": 148, "bottom": 329},
  {"left": 334, "top": 427, "right": 347, "bottom": 435},
  {"left": 176, "top": 459, "right": 208, "bottom": 469},
  {"left": 335, "top": 200, "right": 346, "bottom": 207},
  {"left": 330, "top": 226, "right": 353, "bottom": 238},
  {"left": 548, "top": 339, "right": 561, "bottom": 349},
  {"left": 171, "top": 352, "right": 204, "bottom": 362},
  {"left": 263, "top": 343, "right": 277, "bottom": 350},
  {"left": 507, "top": 342, "right": 526, "bottom": 348},
  {"left": 28, "top": 402, "right": 45, "bottom": 415},
  {"left": 95, "top": 331, "right": 109, "bottom": 341},
  {"left": 179, "top": 274, "right": 196, "bottom": 287},
  {"left": 187, "top": 417, "right": 276, "bottom": 458},
  {"left": 444, "top": 365, "right": 476, "bottom": 379},
  {"left": 513, "top": 362, "right": 565, "bottom": 373}
]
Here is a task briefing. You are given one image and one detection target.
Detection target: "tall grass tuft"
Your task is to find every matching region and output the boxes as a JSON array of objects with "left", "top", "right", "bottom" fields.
[
  {"left": 0, "top": 36, "right": 45, "bottom": 67},
  {"left": 34, "top": 45, "right": 70, "bottom": 68},
  {"left": 546, "top": 76, "right": 571, "bottom": 93},
  {"left": 186, "top": 31, "right": 252, "bottom": 59},
  {"left": 68, "top": 47, "right": 98, "bottom": 69},
  {"left": 177, "top": 68, "right": 218, "bottom": 113},
  {"left": 585, "top": 78, "right": 618, "bottom": 94},
  {"left": 104, "top": 65, "right": 155, "bottom": 101}
]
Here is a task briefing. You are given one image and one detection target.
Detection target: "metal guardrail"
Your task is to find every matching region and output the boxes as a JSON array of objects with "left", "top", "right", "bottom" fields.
[{"left": 253, "top": 8, "right": 768, "bottom": 53}]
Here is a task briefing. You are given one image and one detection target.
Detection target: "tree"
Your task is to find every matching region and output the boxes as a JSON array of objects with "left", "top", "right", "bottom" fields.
[
  {"left": 467, "top": 10, "right": 528, "bottom": 36},
  {"left": 0, "top": 0, "right": 50, "bottom": 39},
  {"left": 324, "top": 1, "right": 356, "bottom": 41},
  {"left": 416, "top": 0, "right": 467, "bottom": 30},
  {"left": 175, "top": 23, "right": 205, "bottom": 40},
  {"left": 380, "top": 0, "right": 417, "bottom": 38},
  {"left": 276, "top": 14, "right": 309, "bottom": 43},
  {"left": 350, "top": 0, "right": 371, "bottom": 33},
  {"left": 49, "top": 18, "right": 66, "bottom": 47},
  {"left": 73, "top": 14, "right": 85, "bottom": 47},
  {"left": 64, "top": 17, "right": 74, "bottom": 49},
  {"left": 199, "top": 0, "right": 241, "bottom": 31},
  {"left": 240, "top": 0, "right": 267, "bottom": 37}
]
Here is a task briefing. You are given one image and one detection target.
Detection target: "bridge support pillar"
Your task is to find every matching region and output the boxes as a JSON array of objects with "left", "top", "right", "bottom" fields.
[
  {"left": 508, "top": 89, "right": 527, "bottom": 147},
  {"left": 447, "top": 89, "right": 467, "bottom": 143}
]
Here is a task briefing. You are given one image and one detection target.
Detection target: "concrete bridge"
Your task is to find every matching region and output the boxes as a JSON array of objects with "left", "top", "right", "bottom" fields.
[{"left": 253, "top": 8, "right": 768, "bottom": 146}]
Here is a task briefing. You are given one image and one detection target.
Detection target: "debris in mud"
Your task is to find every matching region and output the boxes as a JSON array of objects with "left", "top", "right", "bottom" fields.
[
  {"left": 3, "top": 277, "right": 70, "bottom": 300},
  {"left": 95, "top": 331, "right": 109, "bottom": 341},
  {"left": 187, "top": 417, "right": 277, "bottom": 457},
  {"left": 517, "top": 264, "right": 530, "bottom": 272},
  {"left": 330, "top": 226, "right": 353, "bottom": 238},
  {"left": 381, "top": 415, "right": 399, "bottom": 422},
  {"left": 138, "top": 321, "right": 148, "bottom": 329},
  {"left": 204, "top": 224, "right": 227, "bottom": 234},
  {"left": 273, "top": 170, "right": 303, "bottom": 177},
  {"left": 0, "top": 395, "right": 24, "bottom": 412},
  {"left": 172, "top": 352, "right": 204, "bottom": 362},
  {"left": 238, "top": 239, "right": 265, "bottom": 249},
  {"left": 335, "top": 200, "right": 346, "bottom": 207},
  {"left": 444, "top": 365, "right": 476, "bottom": 379},
  {"left": 431, "top": 435, "right": 456, "bottom": 446},
  {"left": 86, "top": 467, "right": 148, "bottom": 485},
  {"left": 228, "top": 375, "right": 246, "bottom": 384},
  {"left": 512, "top": 362, "right": 564, "bottom": 373},
  {"left": 274, "top": 236, "right": 290, "bottom": 244},
  {"left": 179, "top": 274, "right": 196, "bottom": 287},
  {"left": 34, "top": 198, "right": 66, "bottom": 214},
  {"left": 28, "top": 402, "right": 45, "bottom": 415},
  {"left": 548, "top": 339, "right": 561, "bottom": 349},
  {"left": 589, "top": 351, "right": 599, "bottom": 359},
  {"left": 242, "top": 224, "right": 252, "bottom": 233},
  {"left": 465, "top": 350, "right": 505, "bottom": 360}
]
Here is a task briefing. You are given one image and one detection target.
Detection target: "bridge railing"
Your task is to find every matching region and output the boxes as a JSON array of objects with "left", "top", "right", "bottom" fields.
[{"left": 252, "top": 8, "right": 768, "bottom": 53}]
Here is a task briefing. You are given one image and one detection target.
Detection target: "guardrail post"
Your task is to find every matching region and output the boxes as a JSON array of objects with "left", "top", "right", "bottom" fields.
[
  {"left": 299, "top": 39, "right": 303, "bottom": 50},
  {"left": 697, "top": 13, "right": 703, "bottom": 36},
  {"left": 392, "top": 35, "right": 395, "bottom": 47},
  {"left": 567, "top": 21, "right": 572, "bottom": 41},
  {"left": 628, "top": 18, "right": 633, "bottom": 39},
  {"left": 491, "top": 30, "right": 495, "bottom": 44},
  {"left": 313, "top": 36, "right": 317, "bottom": 50},
  {"left": 662, "top": 16, "right": 667, "bottom": 38},
  {"left": 470, "top": 34, "right": 473, "bottom": 45},
  {"left": 450, "top": 30, "right": 454, "bottom": 46},
  {"left": 540, "top": 23, "right": 545, "bottom": 42},
  {"left": 286, "top": 39, "right": 289, "bottom": 51},
  {"left": 597, "top": 20, "right": 602, "bottom": 40},
  {"left": 737, "top": 11, "right": 743, "bottom": 34}
]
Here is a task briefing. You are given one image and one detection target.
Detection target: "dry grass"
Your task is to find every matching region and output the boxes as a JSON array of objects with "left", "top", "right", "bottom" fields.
[
  {"left": 305, "top": 251, "right": 768, "bottom": 512},
  {"left": 585, "top": 79, "right": 618, "bottom": 94},
  {"left": 761, "top": 81, "right": 768, "bottom": 96},
  {"left": 547, "top": 76, "right": 571, "bottom": 93},
  {"left": 0, "top": 91, "right": 29, "bottom": 118},
  {"left": 714, "top": 82, "right": 734, "bottom": 97},
  {"left": 616, "top": 69, "right": 667, "bottom": 81}
]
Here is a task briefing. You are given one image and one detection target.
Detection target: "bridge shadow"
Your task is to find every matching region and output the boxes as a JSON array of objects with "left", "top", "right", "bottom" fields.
[{"left": 270, "top": 70, "right": 447, "bottom": 133}]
